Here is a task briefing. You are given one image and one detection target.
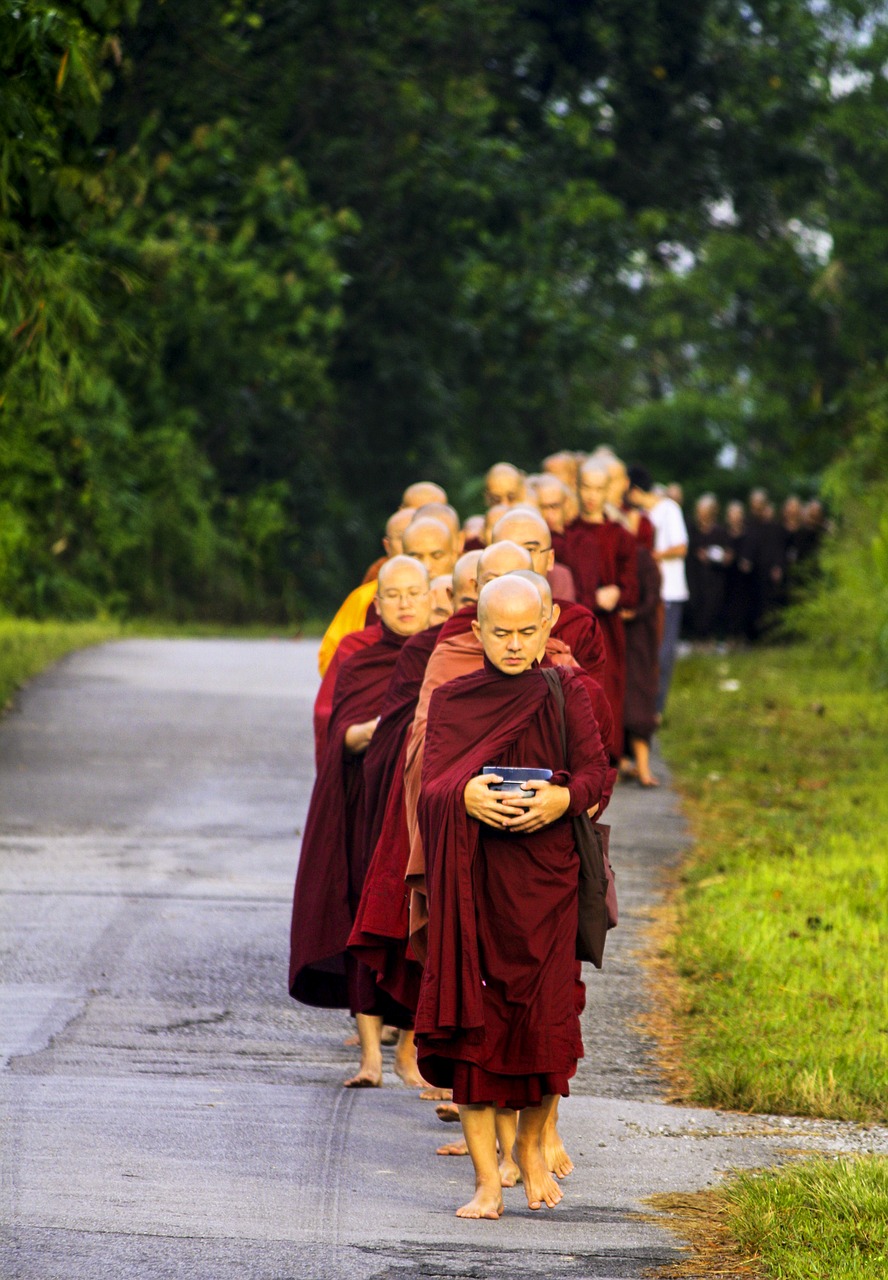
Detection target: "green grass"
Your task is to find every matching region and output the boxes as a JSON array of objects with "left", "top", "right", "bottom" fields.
[
  {"left": 725, "top": 1156, "right": 888, "bottom": 1279},
  {"left": 659, "top": 646, "right": 888, "bottom": 1122},
  {"left": 0, "top": 615, "right": 326, "bottom": 713}
]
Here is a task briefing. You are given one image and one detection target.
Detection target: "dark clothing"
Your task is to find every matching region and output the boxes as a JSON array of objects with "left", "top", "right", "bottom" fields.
[
  {"left": 624, "top": 546, "right": 660, "bottom": 744},
  {"left": 687, "top": 523, "right": 730, "bottom": 639},
  {"left": 415, "top": 661, "right": 608, "bottom": 1109}
]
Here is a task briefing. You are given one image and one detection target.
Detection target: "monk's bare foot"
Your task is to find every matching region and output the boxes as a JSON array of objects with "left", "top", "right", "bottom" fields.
[
  {"left": 343, "top": 1032, "right": 359, "bottom": 1047},
  {"left": 498, "top": 1154, "right": 523, "bottom": 1188},
  {"left": 436, "top": 1139, "right": 469, "bottom": 1157},
  {"left": 543, "top": 1132, "right": 574, "bottom": 1179},
  {"left": 343, "top": 1063, "right": 382, "bottom": 1088},
  {"left": 618, "top": 758, "right": 638, "bottom": 780},
  {"left": 436, "top": 1101, "right": 460, "bottom": 1123},
  {"left": 638, "top": 773, "right": 660, "bottom": 788},
  {"left": 380, "top": 1025, "right": 399, "bottom": 1045},
  {"left": 455, "top": 1184, "right": 504, "bottom": 1219},
  {"left": 516, "top": 1140, "right": 564, "bottom": 1210},
  {"left": 394, "top": 1056, "right": 427, "bottom": 1088},
  {"left": 420, "top": 1086, "right": 453, "bottom": 1102}
]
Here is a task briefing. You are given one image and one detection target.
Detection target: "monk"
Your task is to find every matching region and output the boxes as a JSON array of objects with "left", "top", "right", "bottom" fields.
[
  {"left": 542, "top": 452, "right": 580, "bottom": 524},
  {"left": 490, "top": 507, "right": 608, "bottom": 694},
  {"left": 403, "top": 480, "right": 448, "bottom": 508},
  {"left": 317, "top": 508, "right": 411, "bottom": 676},
  {"left": 402, "top": 515, "right": 459, "bottom": 580},
  {"left": 620, "top": 538, "right": 661, "bottom": 787},
  {"left": 483, "top": 502, "right": 510, "bottom": 545},
  {"left": 462, "top": 515, "right": 486, "bottom": 551},
  {"left": 532, "top": 474, "right": 571, "bottom": 562},
  {"left": 289, "top": 556, "right": 432, "bottom": 1087},
  {"left": 483, "top": 462, "right": 526, "bottom": 508},
  {"left": 362, "top": 507, "right": 415, "bottom": 584},
  {"left": 429, "top": 574, "right": 454, "bottom": 625},
  {"left": 562, "top": 461, "right": 638, "bottom": 751},
  {"left": 415, "top": 575, "right": 609, "bottom": 1218}
]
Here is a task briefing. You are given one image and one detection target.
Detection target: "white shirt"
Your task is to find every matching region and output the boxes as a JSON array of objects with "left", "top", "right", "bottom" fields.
[{"left": 649, "top": 497, "right": 689, "bottom": 602}]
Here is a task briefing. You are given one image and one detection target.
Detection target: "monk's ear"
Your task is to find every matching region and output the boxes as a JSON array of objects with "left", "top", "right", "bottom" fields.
[
  {"left": 550, "top": 603, "right": 561, "bottom": 627},
  {"left": 446, "top": 584, "right": 454, "bottom": 602},
  {"left": 382, "top": 536, "right": 392, "bottom": 556},
  {"left": 471, "top": 619, "right": 482, "bottom": 643},
  {"left": 455, "top": 531, "right": 466, "bottom": 555},
  {"left": 545, "top": 547, "right": 554, "bottom": 573}
]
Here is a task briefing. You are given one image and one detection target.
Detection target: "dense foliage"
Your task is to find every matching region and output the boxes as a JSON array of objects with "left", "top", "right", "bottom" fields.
[{"left": 3, "top": 1, "right": 888, "bottom": 618}]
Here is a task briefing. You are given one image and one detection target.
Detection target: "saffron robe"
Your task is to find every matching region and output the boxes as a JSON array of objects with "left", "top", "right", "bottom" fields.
[
  {"left": 414, "top": 661, "right": 608, "bottom": 1108},
  {"left": 347, "top": 624, "right": 443, "bottom": 1012},
  {"left": 562, "top": 518, "right": 639, "bottom": 750},
  {"left": 317, "top": 579, "right": 379, "bottom": 676},
  {"left": 289, "top": 624, "right": 409, "bottom": 1009}
]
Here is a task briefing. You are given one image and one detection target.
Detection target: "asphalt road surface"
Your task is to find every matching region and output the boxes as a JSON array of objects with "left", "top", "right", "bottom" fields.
[{"left": 2, "top": 640, "right": 881, "bottom": 1280}]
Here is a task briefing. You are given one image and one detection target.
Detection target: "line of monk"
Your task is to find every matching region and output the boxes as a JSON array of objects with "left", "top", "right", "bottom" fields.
[{"left": 290, "top": 454, "right": 663, "bottom": 1219}]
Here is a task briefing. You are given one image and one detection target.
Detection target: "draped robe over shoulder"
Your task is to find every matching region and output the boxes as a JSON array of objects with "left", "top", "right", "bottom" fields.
[
  {"left": 347, "top": 624, "right": 442, "bottom": 1012},
  {"left": 313, "top": 623, "right": 382, "bottom": 768},
  {"left": 414, "top": 662, "right": 608, "bottom": 1109},
  {"left": 289, "top": 624, "right": 408, "bottom": 1009},
  {"left": 562, "top": 519, "right": 638, "bottom": 750}
]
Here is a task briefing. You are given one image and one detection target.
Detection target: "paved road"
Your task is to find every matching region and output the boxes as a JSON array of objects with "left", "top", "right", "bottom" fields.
[{"left": 1, "top": 640, "right": 880, "bottom": 1280}]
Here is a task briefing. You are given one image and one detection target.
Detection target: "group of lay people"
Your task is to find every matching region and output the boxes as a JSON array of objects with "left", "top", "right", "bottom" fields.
[{"left": 289, "top": 452, "right": 677, "bottom": 1219}]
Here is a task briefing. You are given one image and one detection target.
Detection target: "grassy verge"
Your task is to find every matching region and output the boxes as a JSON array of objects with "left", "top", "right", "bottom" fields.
[
  {"left": 657, "top": 644, "right": 887, "bottom": 1123},
  {"left": 648, "top": 1156, "right": 888, "bottom": 1279},
  {"left": 0, "top": 615, "right": 326, "bottom": 713}
]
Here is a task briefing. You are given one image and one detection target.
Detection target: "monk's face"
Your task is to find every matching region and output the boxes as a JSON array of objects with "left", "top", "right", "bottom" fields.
[
  {"left": 375, "top": 564, "right": 431, "bottom": 636},
  {"left": 473, "top": 593, "right": 545, "bottom": 676},
  {"left": 484, "top": 469, "right": 524, "bottom": 509},
  {"left": 403, "top": 524, "right": 457, "bottom": 577},
  {"left": 535, "top": 482, "right": 566, "bottom": 534},
  {"left": 578, "top": 469, "right": 608, "bottom": 519}
]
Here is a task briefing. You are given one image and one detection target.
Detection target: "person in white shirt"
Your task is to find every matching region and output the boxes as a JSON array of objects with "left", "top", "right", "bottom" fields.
[{"left": 626, "top": 465, "right": 689, "bottom": 719}]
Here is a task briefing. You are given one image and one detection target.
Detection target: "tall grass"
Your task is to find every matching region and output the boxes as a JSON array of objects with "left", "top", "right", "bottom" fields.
[
  {"left": 659, "top": 647, "right": 888, "bottom": 1122},
  {"left": 0, "top": 617, "right": 123, "bottom": 710}
]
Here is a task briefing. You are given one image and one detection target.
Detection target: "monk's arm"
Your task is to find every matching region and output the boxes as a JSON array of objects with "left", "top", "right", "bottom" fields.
[
  {"left": 344, "top": 717, "right": 379, "bottom": 754},
  {"left": 561, "top": 676, "right": 609, "bottom": 816}
]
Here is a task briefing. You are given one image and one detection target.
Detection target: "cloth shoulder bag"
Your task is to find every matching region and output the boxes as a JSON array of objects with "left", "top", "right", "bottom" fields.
[{"left": 541, "top": 667, "right": 618, "bottom": 969}]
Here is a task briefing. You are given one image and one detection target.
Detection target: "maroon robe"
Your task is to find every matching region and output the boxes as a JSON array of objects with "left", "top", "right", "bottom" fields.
[
  {"left": 563, "top": 519, "right": 639, "bottom": 750},
  {"left": 435, "top": 603, "right": 477, "bottom": 645},
  {"left": 313, "top": 623, "right": 382, "bottom": 768},
  {"left": 289, "top": 624, "right": 409, "bottom": 1009},
  {"left": 348, "top": 624, "right": 443, "bottom": 1013},
  {"left": 440, "top": 600, "right": 605, "bottom": 686},
  {"left": 623, "top": 546, "right": 661, "bottom": 745},
  {"left": 414, "top": 661, "right": 608, "bottom": 1109}
]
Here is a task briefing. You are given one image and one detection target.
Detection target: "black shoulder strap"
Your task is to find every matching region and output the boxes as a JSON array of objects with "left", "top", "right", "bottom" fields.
[{"left": 540, "top": 666, "right": 568, "bottom": 770}]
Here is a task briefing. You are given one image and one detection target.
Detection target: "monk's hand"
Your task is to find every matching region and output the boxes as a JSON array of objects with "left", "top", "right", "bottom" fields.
[
  {"left": 502, "top": 779, "right": 571, "bottom": 833},
  {"left": 344, "top": 716, "right": 380, "bottom": 755},
  {"left": 595, "top": 584, "right": 620, "bottom": 612},
  {"left": 464, "top": 774, "right": 526, "bottom": 826}
]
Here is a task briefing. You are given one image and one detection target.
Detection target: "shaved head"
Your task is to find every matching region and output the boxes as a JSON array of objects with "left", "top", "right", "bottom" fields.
[
  {"left": 484, "top": 462, "right": 526, "bottom": 509},
  {"left": 413, "top": 501, "right": 461, "bottom": 540},
  {"left": 402, "top": 515, "right": 458, "bottom": 577},
  {"left": 429, "top": 573, "right": 454, "bottom": 624},
  {"left": 605, "top": 457, "right": 629, "bottom": 508},
  {"left": 452, "top": 550, "right": 481, "bottom": 609},
  {"left": 483, "top": 502, "right": 510, "bottom": 544},
  {"left": 542, "top": 452, "right": 579, "bottom": 489},
  {"left": 476, "top": 540, "right": 533, "bottom": 589},
  {"left": 578, "top": 459, "right": 609, "bottom": 520},
  {"left": 402, "top": 480, "right": 448, "bottom": 508},
  {"left": 473, "top": 576, "right": 545, "bottom": 675},
  {"left": 375, "top": 555, "right": 431, "bottom": 636},
  {"left": 533, "top": 475, "right": 569, "bottom": 534},
  {"left": 512, "top": 569, "right": 553, "bottom": 615},
  {"left": 491, "top": 507, "right": 554, "bottom": 576},
  {"left": 384, "top": 507, "right": 415, "bottom": 557}
]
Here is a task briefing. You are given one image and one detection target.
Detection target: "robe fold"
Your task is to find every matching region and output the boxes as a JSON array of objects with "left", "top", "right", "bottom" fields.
[
  {"left": 562, "top": 518, "right": 639, "bottom": 751},
  {"left": 623, "top": 546, "right": 661, "bottom": 745},
  {"left": 313, "top": 624, "right": 382, "bottom": 768},
  {"left": 347, "top": 624, "right": 443, "bottom": 1012},
  {"left": 414, "top": 660, "right": 608, "bottom": 1109},
  {"left": 403, "top": 629, "right": 578, "bottom": 961},
  {"left": 289, "top": 624, "right": 409, "bottom": 1009}
]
